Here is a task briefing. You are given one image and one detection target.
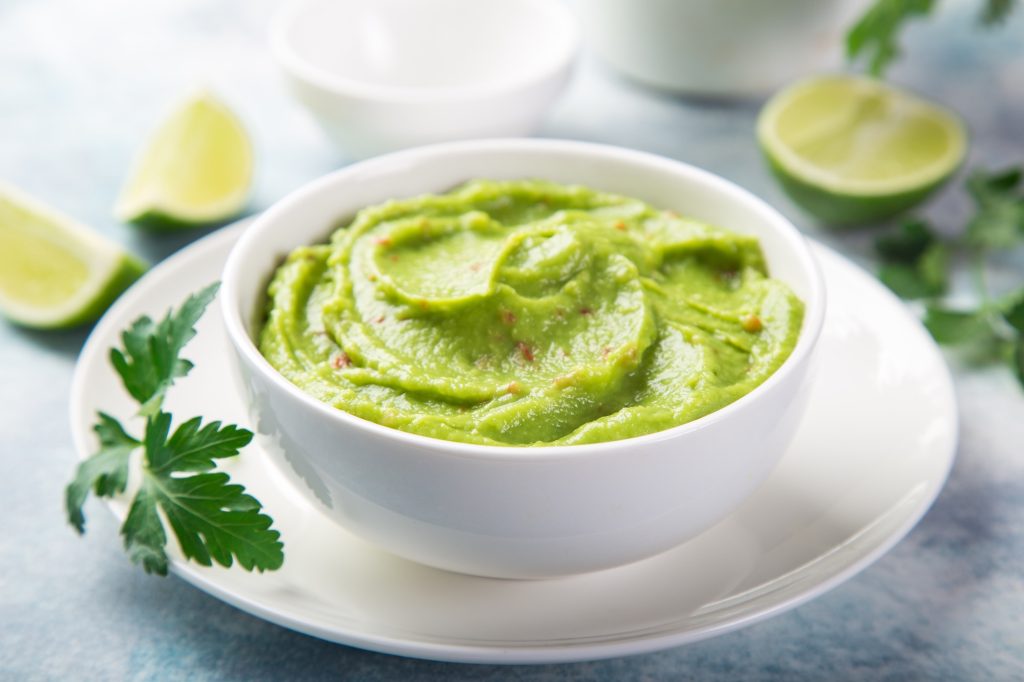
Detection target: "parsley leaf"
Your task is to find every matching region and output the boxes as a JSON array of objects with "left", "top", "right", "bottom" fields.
[
  {"left": 847, "top": 0, "right": 1015, "bottom": 76},
  {"left": 923, "top": 306, "right": 993, "bottom": 344},
  {"left": 875, "top": 170, "right": 1024, "bottom": 386},
  {"left": 876, "top": 220, "right": 949, "bottom": 299},
  {"left": 1001, "top": 289, "right": 1024, "bottom": 332},
  {"left": 875, "top": 219, "right": 936, "bottom": 261},
  {"left": 66, "top": 413, "right": 139, "bottom": 533},
  {"left": 110, "top": 282, "right": 219, "bottom": 417},
  {"left": 120, "top": 412, "right": 280, "bottom": 576},
  {"left": 122, "top": 485, "right": 168, "bottom": 574},
  {"left": 66, "top": 285, "right": 284, "bottom": 577},
  {"left": 923, "top": 305, "right": 1013, "bottom": 366},
  {"left": 981, "top": 0, "right": 1016, "bottom": 24},
  {"left": 965, "top": 168, "right": 1024, "bottom": 250},
  {"left": 1013, "top": 338, "right": 1024, "bottom": 385},
  {"left": 148, "top": 413, "right": 254, "bottom": 474},
  {"left": 846, "top": 0, "right": 935, "bottom": 77}
]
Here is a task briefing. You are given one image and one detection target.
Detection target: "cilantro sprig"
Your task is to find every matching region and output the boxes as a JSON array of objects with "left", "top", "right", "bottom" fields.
[
  {"left": 847, "top": 0, "right": 1016, "bottom": 77},
  {"left": 875, "top": 168, "right": 1024, "bottom": 386},
  {"left": 66, "top": 283, "right": 284, "bottom": 576},
  {"left": 875, "top": 219, "right": 949, "bottom": 299},
  {"left": 846, "top": 0, "right": 936, "bottom": 77}
]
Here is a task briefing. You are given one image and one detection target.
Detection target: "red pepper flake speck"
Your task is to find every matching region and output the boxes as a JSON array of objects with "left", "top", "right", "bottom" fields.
[
  {"left": 389, "top": 254, "right": 399, "bottom": 262},
  {"left": 374, "top": 315, "right": 385, "bottom": 324},
  {"left": 469, "top": 262, "right": 483, "bottom": 272},
  {"left": 601, "top": 346, "right": 612, "bottom": 357},
  {"left": 500, "top": 309, "right": 517, "bottom": 325},
  {"left": 614, "top": 220, "right": 627, "bottom": 231},
  {"left": 332, "top": 353, "right": 352, "bottom": 369},
  {"left": 516, "top": 341, "right": 535, "bottom": 362},
  {"left": 579, "top": 307, "right": 592, "bottom": 316},
  {"left": 372, "top": 236, "right": 393, "bottom": 246}
]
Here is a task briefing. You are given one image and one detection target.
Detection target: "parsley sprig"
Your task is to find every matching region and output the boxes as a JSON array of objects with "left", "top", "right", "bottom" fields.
[
  {"left": 847, "top": 0, "right": 1016, "bottom": 77},
  {"left": 875, "top": 168, "right": 1024, "bottom": 386},
  {"left": 66, "top": 283, "right": 284, "bottom": 576}
]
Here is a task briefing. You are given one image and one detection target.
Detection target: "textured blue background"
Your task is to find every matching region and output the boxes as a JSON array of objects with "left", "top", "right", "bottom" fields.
[{"left": 1, "top": 1, "right": 1023, "bottom": 679}]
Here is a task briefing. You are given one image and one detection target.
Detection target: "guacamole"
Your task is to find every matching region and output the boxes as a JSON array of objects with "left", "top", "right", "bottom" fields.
[{"left": 259, "top": 180, "right": 804, "bottom": 446}]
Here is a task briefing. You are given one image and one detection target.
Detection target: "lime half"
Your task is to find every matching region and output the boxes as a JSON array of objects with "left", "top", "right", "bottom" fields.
[
  {"left": 0, "top": 182, "right": 146, "bottom": 328},
  {"left": 758, "top": 74, "right": 967, "bottom": 225},
  {"left": 115, "top": 91, "right": 253, "bottom": 228}
]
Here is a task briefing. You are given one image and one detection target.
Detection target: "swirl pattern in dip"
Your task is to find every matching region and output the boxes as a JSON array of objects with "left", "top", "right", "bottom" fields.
[{"left": 258, "top": 180, "right": 804, "bottom": 445}]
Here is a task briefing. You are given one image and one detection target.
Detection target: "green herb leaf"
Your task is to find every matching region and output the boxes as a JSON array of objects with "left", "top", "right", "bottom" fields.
[
  {"left": 918, "top": 243, "right": 950, "bottom": 292},
  {"left": 128, "top": 471, "right": 281, "bottom": 575},
  {"left": 969, "top": 167, "right": 1021, "bottom": 196},
  {"left": 65, "top": 413, "right": 140, "bottom": 533},
  {"left": 846, "top": 0, "right": 935, "bottom": 77},
  {"left": 1012, "top": 337, "right": 1024, "bottom": 387},
  {"left": 120, "top": 412, "right": 280, "bottom": 575},
  {"left": 1001, "top": 289, "right": 1024, "bottom": 332},
  {"left": 109, "top": 282, "right": 219, "bottom": 417},
  {"left": 967, "top": 204, "right": 1023, "bottom": 250},
  {"left": 150, "top": 415, "right": 254, "bottom": 474},
  {"left": 67, "top": 285, "right": 284, "bottom": 577},
  {"left": 965, "top": 167, "right": 1024, "bottom": 249},
  {"left": 875, "top": 221, "right": 948, "bottom": 299},
  {"left": 879, "top": 263, "right": 936, "bottom": 299},
  {"left": 981, "top": 0, "right": 1016, "bottom": 24},
  {"left": 875, "top": 219, "right": 936, "bottom": 262},
  {"left": 122, "top": 485, "right": 169, "bottom": 575},
  {"left": 142, "top": 412, "right": 255, "bottom": 489},
  {"left": 923, "top": 305, "right": 992, "bottom": 344}
]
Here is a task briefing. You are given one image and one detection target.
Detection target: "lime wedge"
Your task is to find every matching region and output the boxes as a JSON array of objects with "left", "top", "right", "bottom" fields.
[
  {"left": 115, "top": 92, "right": 253, "bottom": 228},
  {"left": 758, "top": 74, "right": 967, "bottom": 225},
  {"left": 0, "top": 182, "right": 146, "bottom": 328}
]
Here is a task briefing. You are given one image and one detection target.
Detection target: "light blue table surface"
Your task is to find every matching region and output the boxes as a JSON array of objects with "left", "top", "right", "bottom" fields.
[{"left": 2, "top": 1, "right": 1023, "bottom": 679}]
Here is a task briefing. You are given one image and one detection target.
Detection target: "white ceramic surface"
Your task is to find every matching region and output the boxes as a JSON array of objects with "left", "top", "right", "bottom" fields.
[
  {"left": 219, "top": 139, "right": 826, "bottom": 578},
  {"left": 270, "top": 0, "right": 578, "bottom": 158},
  {"left": 69, "top": 225, "right": 957, "bottom": 664},
  {"left": 578, "top": 0, "right": 869, "bottom": 96}
]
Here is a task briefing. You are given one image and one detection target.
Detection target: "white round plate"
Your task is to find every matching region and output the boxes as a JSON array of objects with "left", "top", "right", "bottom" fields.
[{"left": 70, "top": 223, "right": 957, "bottom": 664}]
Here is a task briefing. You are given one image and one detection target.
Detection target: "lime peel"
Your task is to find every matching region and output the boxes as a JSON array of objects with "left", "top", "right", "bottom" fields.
[
  {"left": 758, "top": 74, "right": 967, "bottom": 224},
  {"left": 0, "top": 181, "right": 146, "bottom": 329},
  {"left": 115, "top": 91, "right": 253, "bottom": 228}
]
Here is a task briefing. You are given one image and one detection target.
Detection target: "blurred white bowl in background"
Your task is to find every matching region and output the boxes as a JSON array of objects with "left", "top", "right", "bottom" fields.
[
  {"left": 270, "top": 0, "right": 579, "bottom": 159},
  {"left": 578, "top": 0, "right": 870, "bottom": 97}
]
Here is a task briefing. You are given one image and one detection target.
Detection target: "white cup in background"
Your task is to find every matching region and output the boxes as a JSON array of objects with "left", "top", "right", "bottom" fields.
[{"left": 578, "top": 0, "right": 870, "bottom": 97}]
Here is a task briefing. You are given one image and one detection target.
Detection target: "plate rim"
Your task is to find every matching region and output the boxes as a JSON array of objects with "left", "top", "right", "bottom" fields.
[{"left": 68, "top": 221, "right": 959, "bottom": 664}]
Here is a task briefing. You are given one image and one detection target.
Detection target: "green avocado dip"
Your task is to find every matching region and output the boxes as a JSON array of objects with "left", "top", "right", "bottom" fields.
[{"left": 258, "top": 180, "right": 804, "bottom": 446}]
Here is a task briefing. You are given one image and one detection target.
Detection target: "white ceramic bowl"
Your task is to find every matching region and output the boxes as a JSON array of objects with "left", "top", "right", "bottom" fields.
[
  {"left": 221, "top": 139, "right": 826, "bottom": 579},
  {"left": 270, "top": 0, "right": 579, "bottom": 159},
  {"left": 578, "top": 0, "right": 868, "bottom": 97}
]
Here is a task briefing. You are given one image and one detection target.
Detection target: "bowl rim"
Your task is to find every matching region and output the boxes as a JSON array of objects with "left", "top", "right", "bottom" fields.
[
  {"left": 269, "top": 0, "right": 580, "bottom": 104},
  {"left": 221, "top": 138, "right": 827, "bottom": 461}
]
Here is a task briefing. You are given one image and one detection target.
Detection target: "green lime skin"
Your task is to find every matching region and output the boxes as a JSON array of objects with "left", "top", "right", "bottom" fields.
[{"left": 762, "top": 149, "right": 958, "bottom": 226}]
